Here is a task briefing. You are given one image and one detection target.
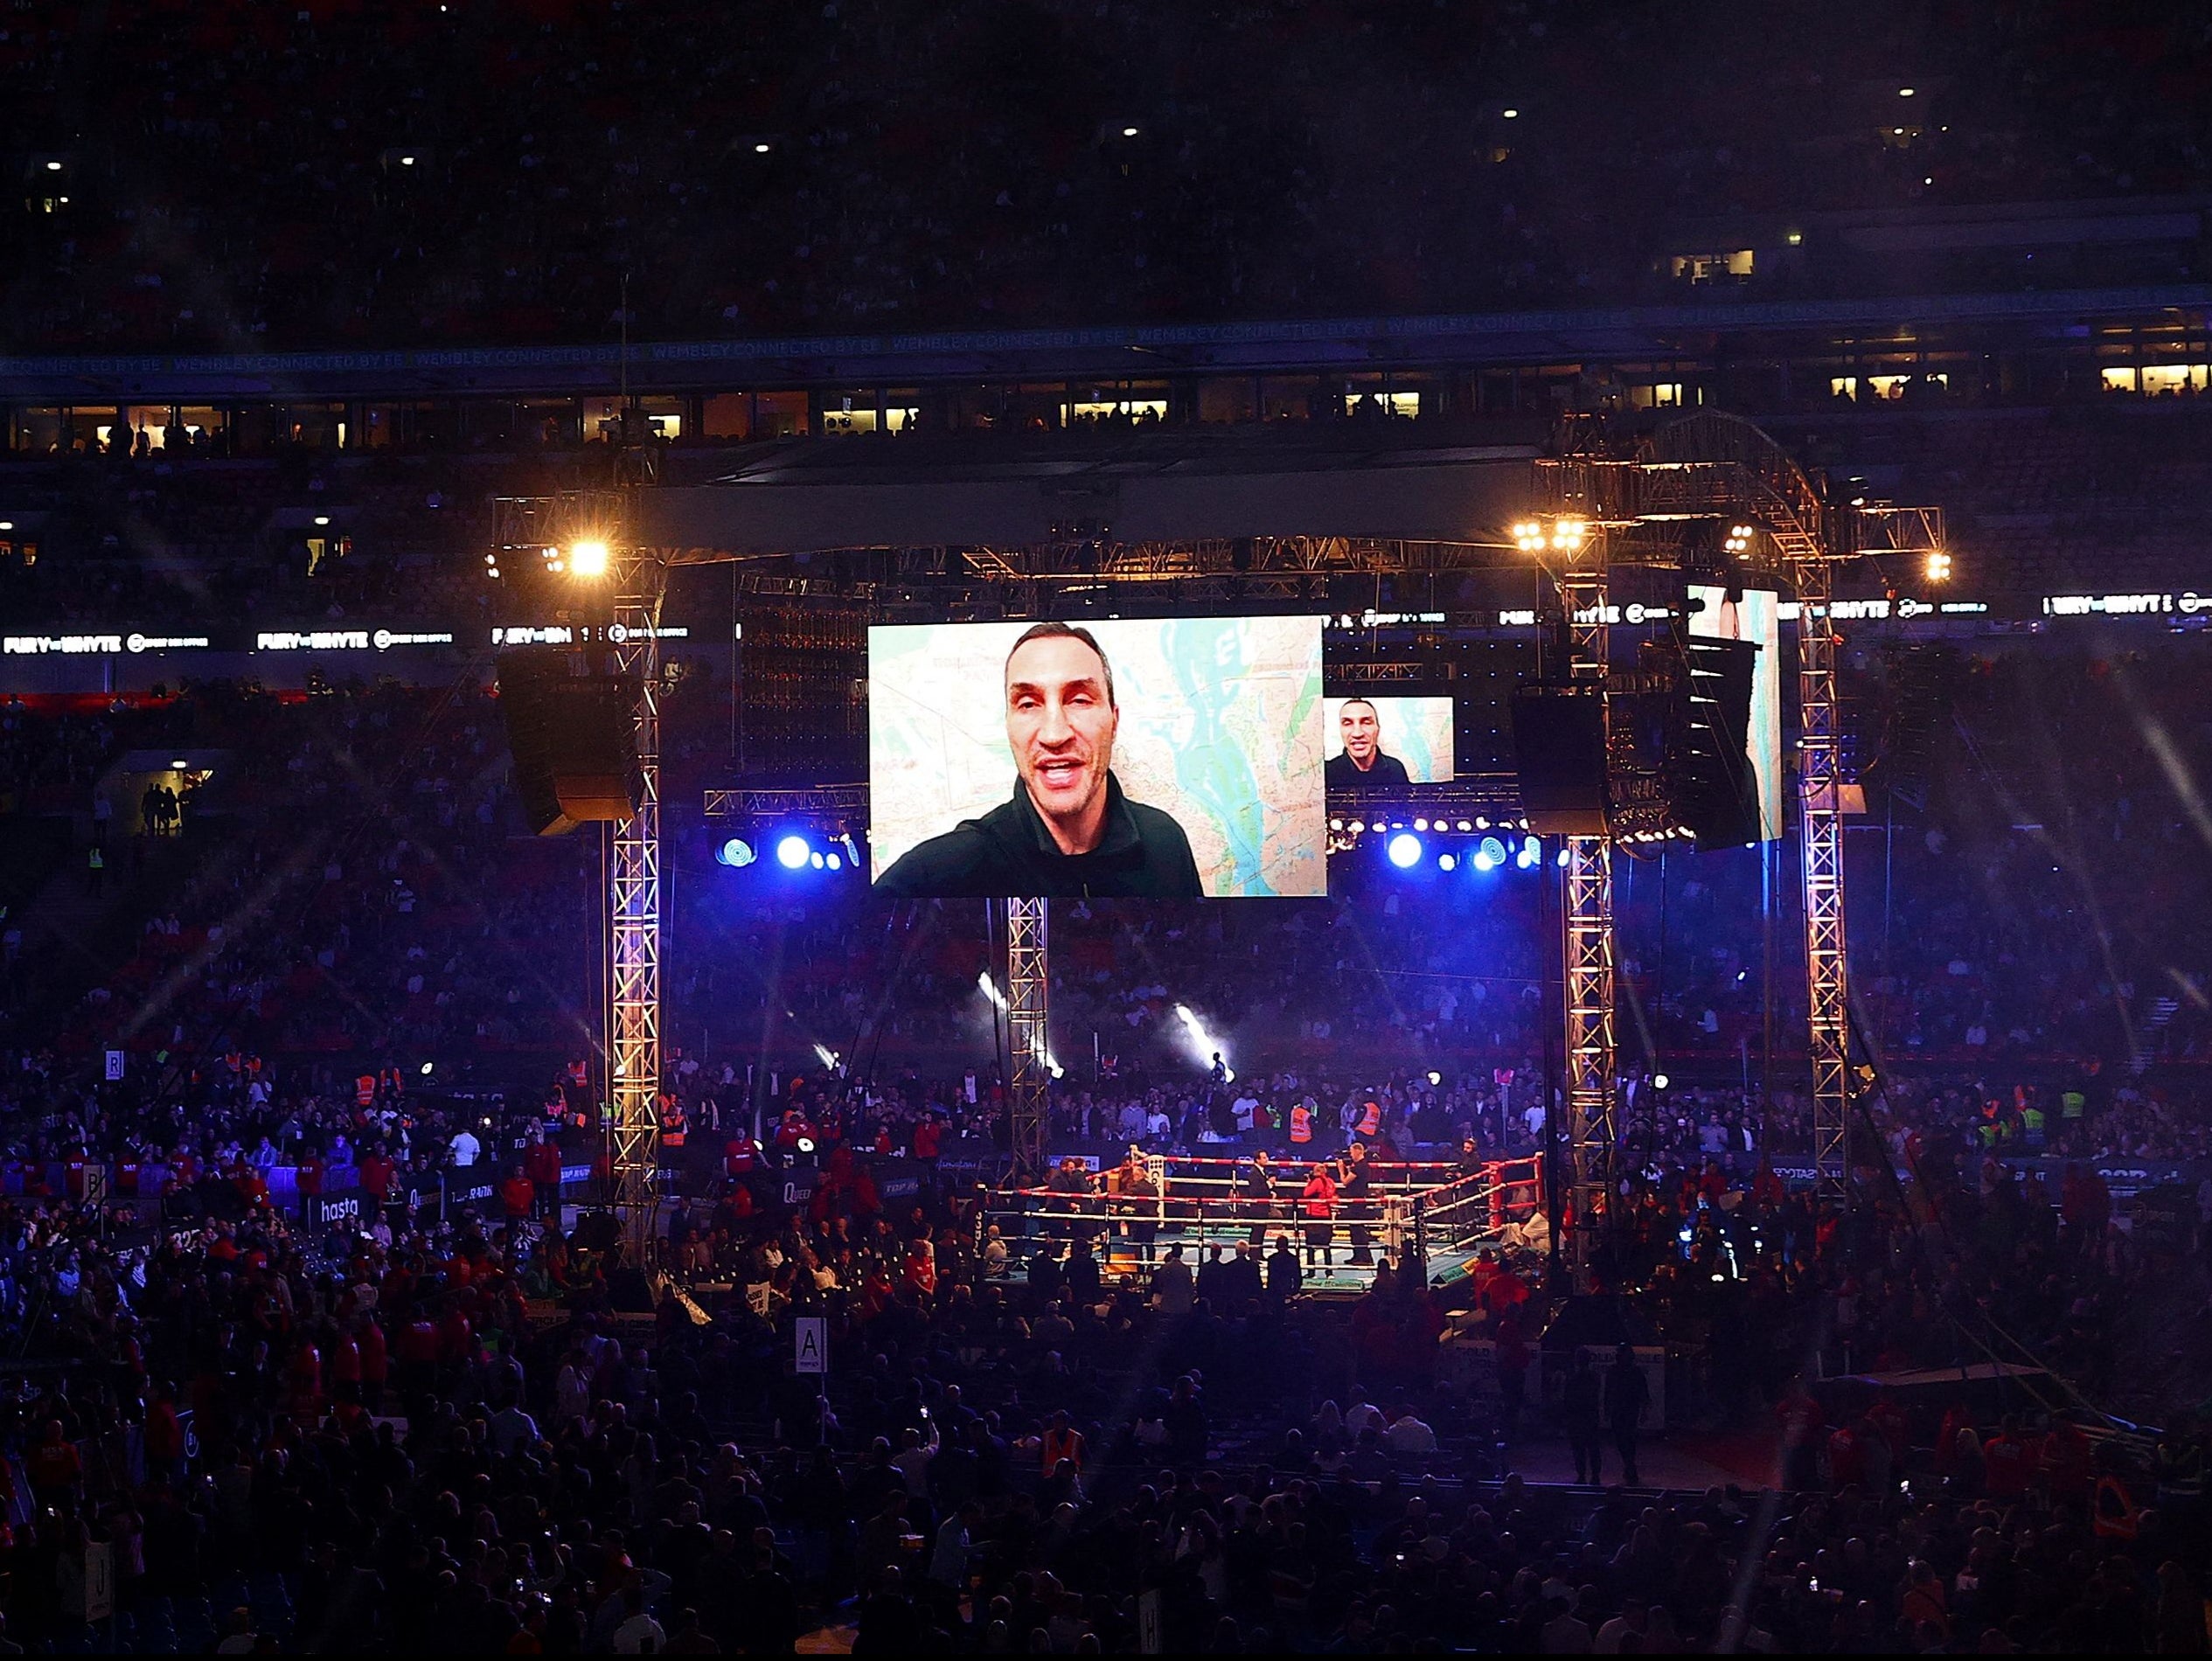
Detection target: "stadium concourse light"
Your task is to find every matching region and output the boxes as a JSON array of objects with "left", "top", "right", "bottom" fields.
[
  {"left": 1387, "top": 831, "right": 1423, "bottom": 868},
  {"left": 776, "top": 833, "right": 811, "bottom": 869}
]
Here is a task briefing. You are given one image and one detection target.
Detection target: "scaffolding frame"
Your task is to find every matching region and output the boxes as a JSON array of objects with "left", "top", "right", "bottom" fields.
[{"left": 1005, "top": 898, "right": 1052, "bottom": 1187}]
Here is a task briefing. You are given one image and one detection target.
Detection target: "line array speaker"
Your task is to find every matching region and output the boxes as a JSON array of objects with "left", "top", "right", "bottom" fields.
[
  {"left": 497, "top": 651, "right": 639, "bottom": 835},
  {"left": 1511, "top": 685, "right": 1608, "bottom": 836}
]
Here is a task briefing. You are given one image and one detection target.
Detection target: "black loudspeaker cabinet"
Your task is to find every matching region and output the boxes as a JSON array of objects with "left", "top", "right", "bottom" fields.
[
  {"left": 497, "top": 652, "right": 640, "bottom": 835},
  {"left": 1680, "top": 636, "right": 1761, "bottom": 851},
  {"left": 1512, "top": 686, "right": 1608, "bottom": 836}
]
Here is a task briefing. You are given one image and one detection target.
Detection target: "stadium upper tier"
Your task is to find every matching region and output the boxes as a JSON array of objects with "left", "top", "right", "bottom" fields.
[
  {"left": 2, "top": 281, "right": 2210, "bottom": 445},
  {"left": 6, "top": 0, "right": 2212, "bottom": 353}
]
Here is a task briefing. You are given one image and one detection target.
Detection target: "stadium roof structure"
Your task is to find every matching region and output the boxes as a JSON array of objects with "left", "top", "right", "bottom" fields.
[{"left": 638, "top": 429, "right": 1541, "bottom": 566}]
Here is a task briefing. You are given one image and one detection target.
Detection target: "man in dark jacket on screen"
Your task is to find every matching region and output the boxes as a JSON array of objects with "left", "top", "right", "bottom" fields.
[{"left": 876, "top": 622, "right": 1202, "bottom": 898}]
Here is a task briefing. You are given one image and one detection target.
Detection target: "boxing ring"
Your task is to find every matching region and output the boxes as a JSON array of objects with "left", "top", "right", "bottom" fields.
[{"left": 979, "top": 1152, "right": 1547, "bottom": 1295}]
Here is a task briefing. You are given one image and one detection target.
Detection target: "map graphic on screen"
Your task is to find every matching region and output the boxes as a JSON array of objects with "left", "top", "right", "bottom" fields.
[
  {"left": 868, "top": 616, "right": 1327, "bottom": 897},
  {"left": 1322, "top": 695, "right": 1455, "bottom": 785}
]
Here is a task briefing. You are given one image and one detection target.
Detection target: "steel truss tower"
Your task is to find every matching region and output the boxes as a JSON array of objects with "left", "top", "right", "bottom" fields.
[
  {"left": 1539, "top": 413, "right": 1945, "bottom": 1212},
  {"left": 1791, "top": 556, "right": 1850, "bottom": 1196},
  {"left": 1556, "top": 560, "right": 1617, "bottom": 1285},
  {"left": 608, "top": 547, "right": 666, "bottom": 1270},
  {"left": 1005, "top": 898, "right": 1051, "bottom": 1186}
]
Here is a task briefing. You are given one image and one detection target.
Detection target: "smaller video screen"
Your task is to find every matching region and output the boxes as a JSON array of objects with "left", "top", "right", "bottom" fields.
[{"left": 1322, "top": 694, "right": 1455, "bottom": 786}]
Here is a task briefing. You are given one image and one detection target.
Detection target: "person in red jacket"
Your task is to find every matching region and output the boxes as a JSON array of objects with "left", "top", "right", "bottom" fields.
[
  {"left": 1983, "top": 1414, "right": 2038, "bottom": 1501},
  {"left": 2042, "top": 1415, "right": 2095, "bottom": 1504},
  {"left": 901, "top": 1238, "right": 937, "bottom": 1298},
  {"left": 397, "top": 1311, "right": 440, "bottom": 1398},
  {"left": 723, "top": 1133, "right": 761, "bottom": 1180},
  {"left": 286, "top": 1342, "right": 322, "bottom": 1418},
  {"left": 143, "top": 1386, "right": 187, "bottom": 1486},
  {"left": 1827, "top": 1418, "right": 1866, "bottom": 1490},
  {"left": 327, "top": 1325, "right": 363, "bottom": 1398},
  {"left": 357, "top": 1146, "right": 397, "bottom": 1215},
  {"left": 26, "top": 1421, "right": 81, "bottom": 1511},
  {"left": 1934, "top": 1401, "right": 1974, "bottom": 1477},
  {"left": 499, "top": 1166, "right": 536, "bottom": 1227},
  {"left": 1300, "top": 1164, "right": 1339, "bottom": 1267},
  {"left": 437, "top": 1303, "right": 475, "bottom": 1371},
  {"left": 913, "top": 1113, "right": 944, "bottom": 1189},
  {"left": 357, "top": 1316, "right": 390, "bottom": 1405},
  {"left": 525, "top": 1134, "right": 564, "bottom": 1219}
]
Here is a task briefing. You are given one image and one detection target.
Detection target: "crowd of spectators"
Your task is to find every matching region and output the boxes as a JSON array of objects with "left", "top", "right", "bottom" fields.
[
  {"left": 5, "top": 0, "right": 2212, "bottom": 351},
  {"left": 0, "top": 1027, "right": 2197, "bottom": 1652},
  {"left": 0, "top": 573, "right": 2206, "bottom": 1651}
]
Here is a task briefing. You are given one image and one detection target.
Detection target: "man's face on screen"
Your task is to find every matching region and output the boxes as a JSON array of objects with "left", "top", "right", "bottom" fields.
[
  {"left": 1339, "top": 702, "right": 1380, "bottom": 764},
  {"left": 1006, "top": 634, "right": 1117, "bottom": 839}
]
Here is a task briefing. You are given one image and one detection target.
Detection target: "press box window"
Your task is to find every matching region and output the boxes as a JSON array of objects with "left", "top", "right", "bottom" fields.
[
  {"left": 1668, "top": 250, "right": 1754, "bottom": 282},
  {"left": 1341, "top": 392, "right": 1419, "bottom": 418}
]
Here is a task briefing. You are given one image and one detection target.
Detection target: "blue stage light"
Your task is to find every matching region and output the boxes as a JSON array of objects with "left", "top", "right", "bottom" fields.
[
  {"left": 1387, "top": 831, "right": 1422, "bottom": 869},
  {"left": 1437, "top": 852, "right": 1457, "bottom": 872},
  {"left": 717, "top": 837, "right": 757, "bottom": 868},
  {"left": 776, "top": 833, "right": 811, "bottom": 870},
  {"left": 1471, "top": 849, "right": 1496, "bottom": 872},
  {"left": 1479, "top": 835, "right": 1507, "bottom": 869}
]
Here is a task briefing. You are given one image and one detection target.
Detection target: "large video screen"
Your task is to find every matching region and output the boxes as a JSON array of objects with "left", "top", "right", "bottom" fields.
[
  {"left": 869, "top": 616, "right": 1326, "bottom": 897},
  {"left": 1322, "top": 695, "right": 1455, "bottom": 784},
  {"left": 1687, "top": 585, "right": 1784, "bottom": 840}
]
